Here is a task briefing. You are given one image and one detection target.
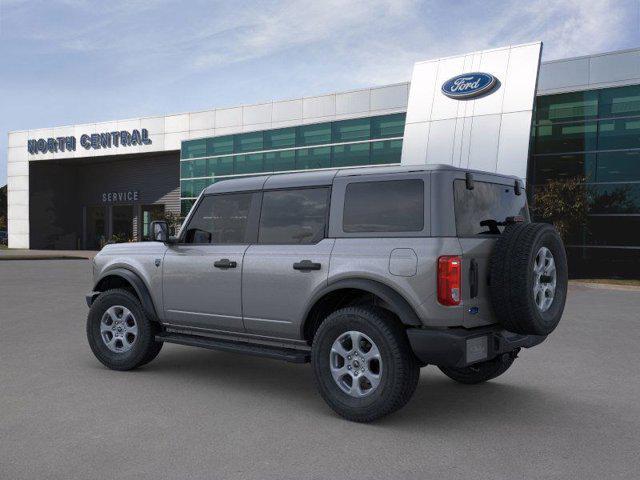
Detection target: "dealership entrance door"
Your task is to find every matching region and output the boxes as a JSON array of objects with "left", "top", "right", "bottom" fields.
[{"left": 83, "top": 204, "right": 166, "bottom": 249}]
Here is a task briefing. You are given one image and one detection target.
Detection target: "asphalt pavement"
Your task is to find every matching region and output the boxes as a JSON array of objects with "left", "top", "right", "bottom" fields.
[{"left": 1, "top": 260, "right": 639, "bottom": 479}]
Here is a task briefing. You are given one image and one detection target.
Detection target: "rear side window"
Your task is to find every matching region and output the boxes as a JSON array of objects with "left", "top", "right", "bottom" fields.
[
  {"left": 259, "top": 188, "right": 330, "bottom": 244},
  {"left": 184, "top": 193, "right": 253, "bottom": 244},
  {"left": 453, "top": 180, "right": 529, "bottom": 236},
  {"left": 343, "top": 179, "right": 424, "bottom": 233}
]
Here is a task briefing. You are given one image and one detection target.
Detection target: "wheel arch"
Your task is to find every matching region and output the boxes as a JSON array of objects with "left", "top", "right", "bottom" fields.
[
  {"left": 301, "top": 278, "right": 422, "bottom": 343},
  {"left": 91, "top": 268, "right": 159, "bottom": 321}
]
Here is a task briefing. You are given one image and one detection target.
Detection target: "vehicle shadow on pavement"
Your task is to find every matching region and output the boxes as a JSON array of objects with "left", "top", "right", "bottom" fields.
[{"left": 102, "top": 344, "right": 589, "bottom": 430}]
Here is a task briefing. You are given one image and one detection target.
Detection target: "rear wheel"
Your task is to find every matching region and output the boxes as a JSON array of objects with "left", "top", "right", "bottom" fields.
[
  {"left": 86, "top": 289, "right": 163, "bottom": 371},
  {"left": 312, "top": 307, "right": 419, "bottom": 423},
  {"left": 439, "top": 352, "right": 516, "bottom": 385}
]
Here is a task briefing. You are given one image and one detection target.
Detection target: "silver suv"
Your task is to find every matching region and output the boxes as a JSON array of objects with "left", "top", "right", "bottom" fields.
[{"left": 86, "top": 165, "right": 567, "bottom": 422}]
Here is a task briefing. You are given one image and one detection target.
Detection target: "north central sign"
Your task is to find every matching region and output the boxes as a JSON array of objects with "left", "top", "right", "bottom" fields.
[{"left": 27, "top": 128, "right": 152, "bottom": 155}]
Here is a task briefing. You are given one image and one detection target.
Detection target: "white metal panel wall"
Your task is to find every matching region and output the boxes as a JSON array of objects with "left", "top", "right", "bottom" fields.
[{"left": 401, "top": 42, "right": 542, "bottom": 181}]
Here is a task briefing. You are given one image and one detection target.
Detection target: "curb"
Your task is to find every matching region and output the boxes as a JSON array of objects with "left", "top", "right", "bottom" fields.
[{"left": 569, "top": 280, "right": 640, "bottom": 292}]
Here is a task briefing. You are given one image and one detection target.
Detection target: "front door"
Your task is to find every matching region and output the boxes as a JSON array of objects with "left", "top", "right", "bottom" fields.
[
  {"left": 242, "top": 187, "right": 332, "bottom": 339},
  {"left": 162, "top": 192, "right": 258, "bottom": 333}
]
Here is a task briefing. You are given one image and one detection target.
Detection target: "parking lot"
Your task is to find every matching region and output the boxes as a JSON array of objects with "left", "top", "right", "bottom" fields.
[{"left": 1, "top": 259, "right": 640, "bottom": 479}]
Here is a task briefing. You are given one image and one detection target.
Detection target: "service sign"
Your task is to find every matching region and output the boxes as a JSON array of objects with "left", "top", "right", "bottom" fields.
[
  {"left": 27, "top": 129, "right": 152, "bottom": 155},
  {"left": 441, "top": 72, "right": 497, "bottom": 99}
]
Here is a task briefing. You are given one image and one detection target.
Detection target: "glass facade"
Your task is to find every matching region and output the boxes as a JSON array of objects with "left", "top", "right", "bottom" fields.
[
  {"left": 180, "top": 113, "right": 405, "bottom": 214},
  {"left": 529, "top": 84, "right": 640, "bottom": 271}
]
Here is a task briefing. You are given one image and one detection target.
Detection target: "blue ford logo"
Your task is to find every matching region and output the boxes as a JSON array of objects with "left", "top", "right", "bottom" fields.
[{"left": 441, "top": 72, "right": 497, "bottom": 99}]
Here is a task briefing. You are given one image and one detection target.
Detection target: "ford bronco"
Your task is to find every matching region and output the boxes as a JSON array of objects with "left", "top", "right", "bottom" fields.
[{"left": 86, "top": 165, "right": 567, "bottom": 422}]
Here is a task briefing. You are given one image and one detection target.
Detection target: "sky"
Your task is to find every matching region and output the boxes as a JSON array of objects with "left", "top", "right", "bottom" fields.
[{"left": 1, "top": 0, "right": 640, "bottom": 186}]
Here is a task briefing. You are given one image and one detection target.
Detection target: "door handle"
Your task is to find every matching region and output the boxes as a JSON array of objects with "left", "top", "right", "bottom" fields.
[
  {"left": 293, "top": 260, "right": 321, "bottom": 271},
  {"left": 214, "top": 258, "right": 237, "bottom": 269}
]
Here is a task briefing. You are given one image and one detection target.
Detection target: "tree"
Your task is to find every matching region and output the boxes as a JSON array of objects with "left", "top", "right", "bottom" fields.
[{"left": 531, "top": 177, "right": 589, "bottom": 242}]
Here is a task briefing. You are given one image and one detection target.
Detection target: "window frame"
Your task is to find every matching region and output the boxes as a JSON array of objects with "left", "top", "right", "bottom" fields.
[
  {"left": 329, "top": 173, "right": 431, "bottom": 238},
  {"left": 177, "top": 191, "right": 262, "bottom": 245},
  {"left": 256, "top": 186, "right": 332, "bottom": 245}
]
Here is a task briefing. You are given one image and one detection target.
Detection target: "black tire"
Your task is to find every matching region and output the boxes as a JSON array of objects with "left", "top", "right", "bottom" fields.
[
  {"left": 86, "top": 289, "right": 163, "bottom": 371},
  {"left": 489, "top": 222, "right": 568, "bottom": 335},
  {"left": 312, "top": 307, "right": 420, "bottom": 423},
  {"left": 439, "top": 353, "right": 515, "bottom": 385}
]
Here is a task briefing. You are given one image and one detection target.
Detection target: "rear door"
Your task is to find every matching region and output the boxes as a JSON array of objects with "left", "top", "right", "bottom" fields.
[
  {"left": 453, "top": 178, "right": 529, "bottom": 327},
  {"left": 242, "top": 186, "right": 333, "bottom": 340}
]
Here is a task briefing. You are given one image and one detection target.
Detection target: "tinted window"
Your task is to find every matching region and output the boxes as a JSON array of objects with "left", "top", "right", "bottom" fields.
[
  {"left": 453, "top": 180, "right": 529, "bottom": 236},
  {"left": 343, "top": 180, "right": 424, "bottom": 233},
  {"left": 259, "top": 188, "right": 329, "bottom": 244},
  {"left": 184, "top": 193, "right": 253, "bottom": 244}
]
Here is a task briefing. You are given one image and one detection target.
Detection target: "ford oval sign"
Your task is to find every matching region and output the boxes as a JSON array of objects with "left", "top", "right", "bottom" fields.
[{"left": 441, "top": 72, "right": 497, "bottom": 99}]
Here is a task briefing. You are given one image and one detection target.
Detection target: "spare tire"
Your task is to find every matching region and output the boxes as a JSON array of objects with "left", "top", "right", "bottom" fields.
[{"left": 489, "top": 222, "right": 568, "bottom": 335}]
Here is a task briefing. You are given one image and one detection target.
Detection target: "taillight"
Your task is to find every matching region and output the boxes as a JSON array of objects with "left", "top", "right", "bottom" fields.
[{"left": 437, "top": 256, "right": 461, "bottom": 306}]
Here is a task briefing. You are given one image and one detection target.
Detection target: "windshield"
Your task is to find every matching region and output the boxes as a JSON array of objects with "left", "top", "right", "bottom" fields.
[{"left": 453, "top": 179, "right": 529, "bottom": 236}]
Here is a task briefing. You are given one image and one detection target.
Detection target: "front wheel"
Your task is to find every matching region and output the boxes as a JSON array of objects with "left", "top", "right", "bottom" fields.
[
  {"left": 86, "top": 288, "right": 163, "bottom": 371},
  {"left": 312, "top": 307, "right": 419, "bottom": 423}
]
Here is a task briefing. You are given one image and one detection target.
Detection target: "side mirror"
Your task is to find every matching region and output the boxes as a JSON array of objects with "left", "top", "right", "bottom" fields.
[{"left": 150, "top": 220, "right": 169, "bottom": 243}]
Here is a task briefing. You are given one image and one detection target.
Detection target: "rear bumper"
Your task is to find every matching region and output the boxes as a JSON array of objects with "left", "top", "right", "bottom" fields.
[{"left": 407, "top": 325, "right": 546, "bottom": 368}]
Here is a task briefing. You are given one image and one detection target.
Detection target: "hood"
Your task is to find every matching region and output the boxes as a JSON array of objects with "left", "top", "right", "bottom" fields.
[{"left": 97, "top": 241, "right": 168, "bottom": 257}]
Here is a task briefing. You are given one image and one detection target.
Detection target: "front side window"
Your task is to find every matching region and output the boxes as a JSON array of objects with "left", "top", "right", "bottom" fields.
[
  {"left": 259, "top": 188, "right": 329, "bottom": 244},
  {"left": 453, "top": 180, "right": 529, "bottom": 236},
  {"left": 184, "top": 193, "right": 253, "bottom": 244},
  {"left": 343, "top": 179, "right": 424, "bottom": 233}
]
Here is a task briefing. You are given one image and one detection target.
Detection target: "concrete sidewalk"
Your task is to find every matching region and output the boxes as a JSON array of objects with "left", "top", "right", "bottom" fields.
[{"left": 0, "top": 249, "right": 96, "bottom": 260}]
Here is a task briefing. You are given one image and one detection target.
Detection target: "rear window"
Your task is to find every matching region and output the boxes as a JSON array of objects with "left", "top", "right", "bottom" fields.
[
  {"left": 453, "top": 180, "right": 529, "bottom": 236},
  {"left": 343, "top": 179, "right": 424, "bottom": 233}
]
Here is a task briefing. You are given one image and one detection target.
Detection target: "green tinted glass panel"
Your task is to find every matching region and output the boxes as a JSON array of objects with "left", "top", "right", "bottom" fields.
[
  {"left": 533, "top": 121, "right": 598, "bottom": 154},
  {"left": 535, "top": 91, "right": 598, "bottom": 124},
  {"left": 370, "top": 139, "right": 403, "bottom": 165},
  {"left": 264, "top": 128, "right": 296, "bottom": 149},
  {"left": 206, "top": 136, "right": 233, "bottom": 156},
  {"left": 297, "top": 123, "right": 331, "bottom": 146},
  {"left": 589, "top": 183, "right": 640, "bottom": 214},
  {"left": 332, "top": 118, "right": 370, "bottom": 142},
  {"left": 596, "top": 151, "right": 640, "bottom": 182},
  {"left": 332, "top": 143, "right": 370, "bottom": 168},
  {"left": 208, "top": 156, "right": 234, "bottom": 176},
  {"left": 598, "top": 119, "right": 640, "bottom": 150},
  {"left": 371, "top": 113, "right": 406, "bottom": 139},
  {"left": 598, "top": 85, "right": 640, "bottom": 118},
  {"left": 192, "top": 179, "right": 208, "bottom": 197},
  {"left": 181, "top": 199, "right": 195, "bottom": 216},
  {"left": 180, "top": 180, "right": 193, "bottom": 198},
  {"left": 531, "top": 153, "right": 596, "bottom": 184},
  {"left": 181, "top": 139, "right": 207, "bottom": 159},
  {"left": 264, "top": 150, "right": 296, "bottom": 172},
  {"left": 235, "top": 153, "right": 264, "bottom": 174},
  {"left": 180, "top": 160, "right": 194, "bottom": 178},
  {"left": 234, "top": 132, "right": 263, "bottom": 153},
  {"left": 296, "top": 147, "right": 331, "bottom": 170}
]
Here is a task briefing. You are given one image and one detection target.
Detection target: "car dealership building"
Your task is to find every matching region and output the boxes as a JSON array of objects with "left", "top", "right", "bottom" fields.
[{"left": 6, "top": 46, "right": 640, "bottom": 273}]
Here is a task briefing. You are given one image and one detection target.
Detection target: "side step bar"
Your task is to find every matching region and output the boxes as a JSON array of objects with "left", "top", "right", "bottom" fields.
[{"left": 155, "top": 332, "right": 310, "bottom": 364}]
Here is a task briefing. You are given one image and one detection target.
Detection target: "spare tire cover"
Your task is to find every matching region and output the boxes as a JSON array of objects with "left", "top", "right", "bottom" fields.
[{"left": 489, "top": 222, "right": 568, "bottom": 335}]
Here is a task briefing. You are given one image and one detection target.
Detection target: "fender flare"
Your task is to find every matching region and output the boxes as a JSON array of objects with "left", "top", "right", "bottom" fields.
[
  {"left": 91, "top": 268, "right": 159, "bottom": 321},
  {"left": 302, "top": 278, "right": 422, "bottom": 332}
]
